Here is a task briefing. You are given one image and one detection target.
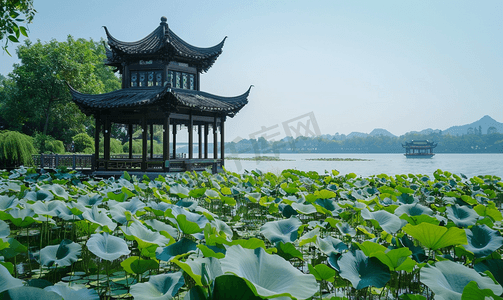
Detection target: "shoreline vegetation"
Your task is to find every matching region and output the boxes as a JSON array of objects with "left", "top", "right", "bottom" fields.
[
  {"left": 225, "top": 156, "right": 293, "bottom": 161},
  {"left": 304, "top": 157, "right": 373, "bottom": 161}
]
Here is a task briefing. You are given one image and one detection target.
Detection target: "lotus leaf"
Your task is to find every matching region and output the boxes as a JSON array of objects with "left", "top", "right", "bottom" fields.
[
  {"left": 371, "top": 247, "right": 416, "bottom": 272},
  {"left": 394, "top": 203, "right": 433, "bottom": 217},
  {"left": 474, "top": 259, "right": 503, "bottom": 286},
  {"left": 276, "top": 242, "right": 303, "bottom": 260},
  {"left": 338, "top": 250, "right": 391, "bottom": 289},
  {"left": 144, "top": 219, "right": 179, "bottom": 238},
  {"left": 260, "top": 217, "right": 302, "bottom": 244},
  {"left": 461, "top": 281, "right": 503, "bottom": 300},
  {"left": 446, "top": 204, "right": 479, "bottom": 227},
  {"left": 361, "top": 208, "right": 403, "bottom": 234},
  {"left": 82, "top": 206, "right": 117, "bottom": 231},
  {"left": 336, "top": 222, "right": 356, "bottom": 237},
  {"left": 129, "top": 272, "right": 185, "bottom": 300},
  {"left": 420, "top": 260, "right": 503, "bottom": 299},
  {"left": 156, "top": 238, "right": 197, "bottom": 262},
  {"left": 170, "top": 185, "right": 190, "bottom": 198},
  {"left": 76, "top": 194, "right": 103, "bottom": 206},
  {"left": 464, "top": 224, "right": 503, "bottom": 258},
  {"left": 0, "top": 219, "right": 9, "bottom": 238},
  {"left": 121, "top": 256, "right": 159, "bottom": 275},
  {"left": 122, "top": 222, "right": 171, "bottom": 248},
  {"left": 299, "top": 227, "right": 320, "bottom": 246},
  {"left": 308, "top": 263, "right": 336, "bottom": 282},
  {"left": 44, "top": 282, "right": 99, "bottom": 300},
  {"left": 0, "top": 195, "right": 19, "bottom": 211},
  {"left": 40, "top": 239, "right": 81, "bottom": 267},
  {"left": 2, "top": 286, "right": 63, "bottom": 300},
  {"left": 86, "top": 232, "right": 130, "bottom": 261},
  {"left": 31, "top": 200, "right": 65, "bottom": 217},
  {"left": 212, "top": 275, "right": 264, "bottom": 300},
  {"left": 172, "top": 256, "right": 222, "bottom": 286},
  {"left": 0, "top": 263, "right": 24, "bottom": 293},
  {"left": 402, "top": 223, "right": 467, "bottom": 251},
  {"left": 316, "top": 236, "right": 348, "bottom": 256},
  {"left": 220, "top": 245, "right": 318, "bottom": 299},
  {"left": 24, "top": 190, "right": 54, "bottom": 202}
]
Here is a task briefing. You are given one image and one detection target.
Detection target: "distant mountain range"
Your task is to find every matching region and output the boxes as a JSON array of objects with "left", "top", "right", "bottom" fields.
[{"left": 340, "top": 115, "right": 502, "bottom": 138}]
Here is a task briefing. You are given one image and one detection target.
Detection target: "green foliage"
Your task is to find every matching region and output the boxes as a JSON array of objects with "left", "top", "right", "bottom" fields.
[
  {"left": 99, "top": 137, "right": 123, "bottom": 154},
  {"left": 72, "top": 133, "right": 94, "bottom": 153},
  {"left": 0, "top": 36, "right": 121, "bottom": 144},
  {"left": 0, "top": 0, "right": 36, "bottom": 55},
  {"left": 0, "top": 130, "right": 35, "bottom": 167},
  {"left": 33, "top": 132, "right": 64, "bottom": 154}
]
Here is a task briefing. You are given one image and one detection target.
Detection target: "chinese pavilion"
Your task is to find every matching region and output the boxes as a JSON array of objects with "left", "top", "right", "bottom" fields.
[
  {"left": 402, "top": 140, "right": 437, "bottom": 158},
  {"left": 69, "top": 17, "right": 250, "bottom": 174}
]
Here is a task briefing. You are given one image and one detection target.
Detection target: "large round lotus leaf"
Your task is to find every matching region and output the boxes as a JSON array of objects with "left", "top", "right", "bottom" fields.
[
  {"left": 24, "top": 190, "right": 54, "bottom": 202},
  {"left": 394, "top": 203, "right": 433, "bottom": 217},
  {"left": 172, "top": 256, "right": 222, "bottom": 286},
  {"left": 3, "top": 286, "right": 62, "bottom": 300},
  {"left": 336, "top": 222, "right": 356, "bottom": 237},
  {"left": 361, "top": 208, "right": 403, "bottom": 234},
  {"left": 121, "top": 222, "right": 171, "bottom": 247},
  {"left": 220, "top": 245, "right": 318, "bottom": 299},
  {"left": 0, "top": 195, "right": 19, "bottom": 210},
  {"left": 31, "top": 200, "right": 65, "bottom": 217},
  {"left": 156, "top": 238, "right": 197, "bottom": 262},
  {"left": 278, "top": 204, "right": 298, "bottom": 218},
  {"left": 316, "top": 236, "right": 348, "bottom": 256},
  {"left": 421, "top": 260, "right": 503, "bottom": 299},
  {"left": 260, "top": 217, "right": 302, "bottom": 244},
  {"left": 44, "top": 282, "right": 99, "bottom": 300},
  {"left": 211, "top": 219, "right": 233, "bottom": 238},
  {"left": 338, "top": 250, "right": 391, "bottom": 290},
  {"left": 0, "top": 219, "right": 9, "bottom": 238},
  {"left": 86, "top": 232, "right": 130, "bottom": 261},
  {"left": 130, "top": 272, "right": 184, "bottom": 300},
  {"left": 76, "top": 194, "right": 103, "bottom": 206},
  {"left": 474, "top": 259, "right": 503, "bottom": 286},
  {"left": 169, "top": 206, "right": 209, "bottom": 233},
  {"left": 402, "top": 223, "right": 467, "bottom": 251},
  {"left": 82, "top": 206, "right": 117, "bottom": 231},
  {"left": 110, "top": 197, "right": 146, "bottom": 214},
  {"left": 212, "top": 275, "right": 263, "bottom": 300},
  {"left": 40, "top": 239, "right": 81, "bottom": 267},
  {"left": 446, "top": 204, "right": 479, "bottom": 227},
  {"left": 464, "top": 224, "right": 503, "bottom": 258},
  {"left": 143, "top": 219, "right": 178, "bottom": 238},
  {"left": 0, "top": 264, "right": 24, "bottom": 293}
]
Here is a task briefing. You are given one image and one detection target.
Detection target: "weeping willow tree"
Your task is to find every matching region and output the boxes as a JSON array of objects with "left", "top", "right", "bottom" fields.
[{"left": 0, "top": 130, "right": 36, "bottom": 167}]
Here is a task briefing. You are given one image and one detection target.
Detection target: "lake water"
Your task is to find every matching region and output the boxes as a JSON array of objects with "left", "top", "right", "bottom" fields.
[{"left": 224, "top": 153, "right": 503, "bottom": 178}]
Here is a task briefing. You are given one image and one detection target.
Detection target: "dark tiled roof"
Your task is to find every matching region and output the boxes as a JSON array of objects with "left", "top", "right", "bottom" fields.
[
  {"left": 69, "top": 85, "right": 250, "bottom": 117},
  {"left": 104, "top": 18, "right": 225, "bottom": 72}
]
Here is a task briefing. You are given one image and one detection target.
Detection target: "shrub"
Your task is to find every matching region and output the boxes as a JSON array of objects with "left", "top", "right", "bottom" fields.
[
  {"left": 123, "top": 140, "right": 143, "bottom": 154},
  {"left": 72, "top": 133, "right": 94, "bottom": 153},
  {"left": 34, "top": 132, "right": 65, "bottom": 154},
  {"left": 99, "top": 137, "right": 123, "bottom": 154},
  {"left": 0, "top": 130, "right": 36, "bottom": 167}
]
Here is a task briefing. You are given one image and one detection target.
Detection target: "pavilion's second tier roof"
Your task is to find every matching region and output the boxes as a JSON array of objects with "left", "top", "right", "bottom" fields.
[
  {"left": 104, "top": 17, "right": 225, "bottom": 72},
  {"left": 69, "top": 85, "right": 250, "bottom": 117}
]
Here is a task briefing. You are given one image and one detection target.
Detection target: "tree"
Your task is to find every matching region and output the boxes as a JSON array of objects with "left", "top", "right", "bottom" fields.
[
  {"left": 0, "top": 36, "right": 121, "bottom": 144},
  {"left": 0, "top": 130, "right": 36, "bottom": 167},
  {"left": 488, "top": 126, "right": 498, "bottom": 135},
  {"left": 0, "top": 0, "right": 36, "bottom": 55}
]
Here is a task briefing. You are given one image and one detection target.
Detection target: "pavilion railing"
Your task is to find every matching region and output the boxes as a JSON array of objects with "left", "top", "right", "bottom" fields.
[{"left": 33, "top": 154, "right": 95, "bottom": 170}]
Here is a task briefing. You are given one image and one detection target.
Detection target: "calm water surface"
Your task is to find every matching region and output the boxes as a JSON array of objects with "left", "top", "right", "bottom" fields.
[{"left": 224, "top": 153, "right": 503, "bottom": 178}]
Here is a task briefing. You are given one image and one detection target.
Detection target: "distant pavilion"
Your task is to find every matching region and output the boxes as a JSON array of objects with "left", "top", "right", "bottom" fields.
[
  {"left": 402, "top": 140, "right": 437, "bottom": 158},
  {"left": 69, "top": 17, "right": 251, "bottom": 174}
]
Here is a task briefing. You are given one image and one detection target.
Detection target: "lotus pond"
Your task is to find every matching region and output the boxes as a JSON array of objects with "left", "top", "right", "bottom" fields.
[{"left": 1, "top": 167, "right": 503, "bottom": 300}]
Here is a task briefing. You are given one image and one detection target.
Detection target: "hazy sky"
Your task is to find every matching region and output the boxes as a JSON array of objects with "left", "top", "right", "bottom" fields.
[{"left": 1, "top": 1, "right": 502, "bottom": 141}]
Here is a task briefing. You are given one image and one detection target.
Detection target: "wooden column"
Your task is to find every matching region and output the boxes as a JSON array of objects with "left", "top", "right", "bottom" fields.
[
  {"left": 141, "top": 115, "right": 147, "bottom": 171},
  {"left": 213, "top": 117, "right": 218, "bottom": 159},
  {"left": 204, "top": 123, "right": 209, "bottom": 159},
  {"left": 94, "top": 116, "right": 101, "bottom": 170},
  {"left": 104, "top": 118, "right": 111, "bottom": 170},
  {"left": 173, "top": 122, "right": 177, "bottom": 159},
  {"left": 198, "top": 124, "right": 203, "bottom": 158},
  {"left": 220, "top": 119, "right": 225, "bottom": 164},
  {"left": 150, "top": 123, "right": 154, "bottom": 159},
  {"left": 163, "top": 116, "right": 170, "bottom": 164},
  {"left": 128, "top": 122, "right": 133, "bottom": 159},
  {"left": 188, "top": 114, "right": 193, "bottom": 159}
]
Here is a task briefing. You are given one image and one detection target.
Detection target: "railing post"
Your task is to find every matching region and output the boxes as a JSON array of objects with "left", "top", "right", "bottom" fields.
[
  {"left": 55, "top": 154, "right": 59, "bottom": 168},
  {"left": 91, "top": 154, "right": 95, "bottom": 171},
  {"left": 72, "top": 155, "right": 76, "bottom": 170},
  {"left": 40, "top": 154, "right": 44, "bottom": 169}
]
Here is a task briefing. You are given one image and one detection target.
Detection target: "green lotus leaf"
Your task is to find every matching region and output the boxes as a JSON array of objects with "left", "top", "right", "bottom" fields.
[
  {"left": 41, "top": 184, "right": 69, "bottom": 200},
  {"left": 212, "top": 275, "right": 263, "bottom": 300},
  {"left": 24, "top": 190, "right": 54, "bottom": 202},
  {"left": 400, "top": 235, "right": 427, "bottom": 263},
  {"left": 308, "top": 263, "right": 336, "bottom": 282},
  {"left": 338, "top": 250, "right": 391, "bottom": 290},
  {"left": 0, "top": 263, "right": 24, "bottom": 293},
  {"left": 86, "top": 232, "right": 130, "bottom": 261},
  {"left": 336, "top": 222, "right": 356, "bottom": 237},
  {"left": 3, "top": 207, "right": 35, "bottom": 227},
  {"left": 176, "top": 214, "right": 203, "bottom": 234},
  {"left": 399, "top": 214, "right": 440, "bottom": 226},
  {"left": 361, "top": 208, "right": 403, "bottom": 234},
  {"left": 402, "top": 223, "right": 467, "bottom": 251},
  {"left": 278, "top": 204, "right": 298, "bottom": 218},
  {"left": 121, "top": 256, "right": 159, "bottom": 275},
  {"left": 260, "top": 217, "right": 302, "bottom": 244},
  {"left": 357, "top": 241, "right": 387, "bottom": 257},
  {"left": 170, "top": 185, "right": 190, "bottom": 198},
  {"left": 2, "top": 286, "right": 62, "bottom": 300},
  {"left": 464, "top": 225, "right": 503, "bottom": 258},
  {"left": 172, "top": 256, "right": 222, "bottom": 286},
  {"left": 371, "top": 247, "right": 417, "bottom": 272},
  {"left": 0, "top": 195, "right": 19, "bottom": 210},
  {"left": 474, "top": 259, "right": 503, "bottom": 286},
  {"left": 197, "top": 244, "right": 226, "bottom": 259},
  {"left": 31, "top": 200, "right": 65, "bottom": 217},
  {"left": 0, "top": 219, "right": 9, "bottom": 238},
  {"left": 420, "top": 261, "right": 503, "bottom": 299},
  {"left": 210, "top": 219, "right": 233, "bottom": 238},
  {"left": 76, "top": 194, "right": 103, "bottom": 206},
  {"left": 314, "top": 189, "right": 337, "bottom": 199},
  {"left": 461, "top": 281, "right": 503, "bottom": 300},
  {"left": 121, "top": 222, "right": 171, "bottom": 248},
  {"left": 276, "top": 242, "right": 303, "bottom": 260},
  {"left": 220, "top": 245, "right": 318, "bottom": 299},
  {"left": 394, "top": 203, "right": 433, "bottom": 217},
  {"left": 176, "top": 199, "right": 198, "bottom": 209},
  {"left": 299, "top": 228, "right": 320, "bottom": 246},
  {"left": 205, "top": 189, "right": 220, "bottom": 199},
  {"left": 291, "top": 202, "right": 317, "bottom": 214},
  {"left": 474, "top": 203, "right": 503, "bottom": 222},
  {"left": 130, "top": 272, "right": 184, "bottom": 300},
  {"left": 44, "top": 282, "right": 99, "bottom": 300},
  {"left": 82, "top": 206, "right": 117, "bottom": 231},
  {"left": 156, "top": 238, "right": 197, "bottom": 262},
  {"left": 0, "top": 238, "right": 27, "bottom": 259},
  {"left": 446, "top": 204, "right": 479, "bottom": 227},
  {"left": 170, "top": 206, "right": 209, "bottom": 234},
  {"left": 399, "top": 294, "right": 427, "bottom": 300},
  {"left": 40, "top": 239, "right": 81, "bottom": 267},
  {"left": 316, "top": 236, "right": 348, "bottom": 256},
  {"left": 143, "top": 219, "right": 179, "bottom": 238}
]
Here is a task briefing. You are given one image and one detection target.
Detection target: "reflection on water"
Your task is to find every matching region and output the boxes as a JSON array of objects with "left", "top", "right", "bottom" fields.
[{"left": 224, "top": 153, "right": 503, "bottom": 178}]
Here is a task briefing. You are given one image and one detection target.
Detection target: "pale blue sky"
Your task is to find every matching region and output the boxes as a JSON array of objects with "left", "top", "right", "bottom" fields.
[{"left": 1, "top": 1, "right": 502, "bottom": 141}]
